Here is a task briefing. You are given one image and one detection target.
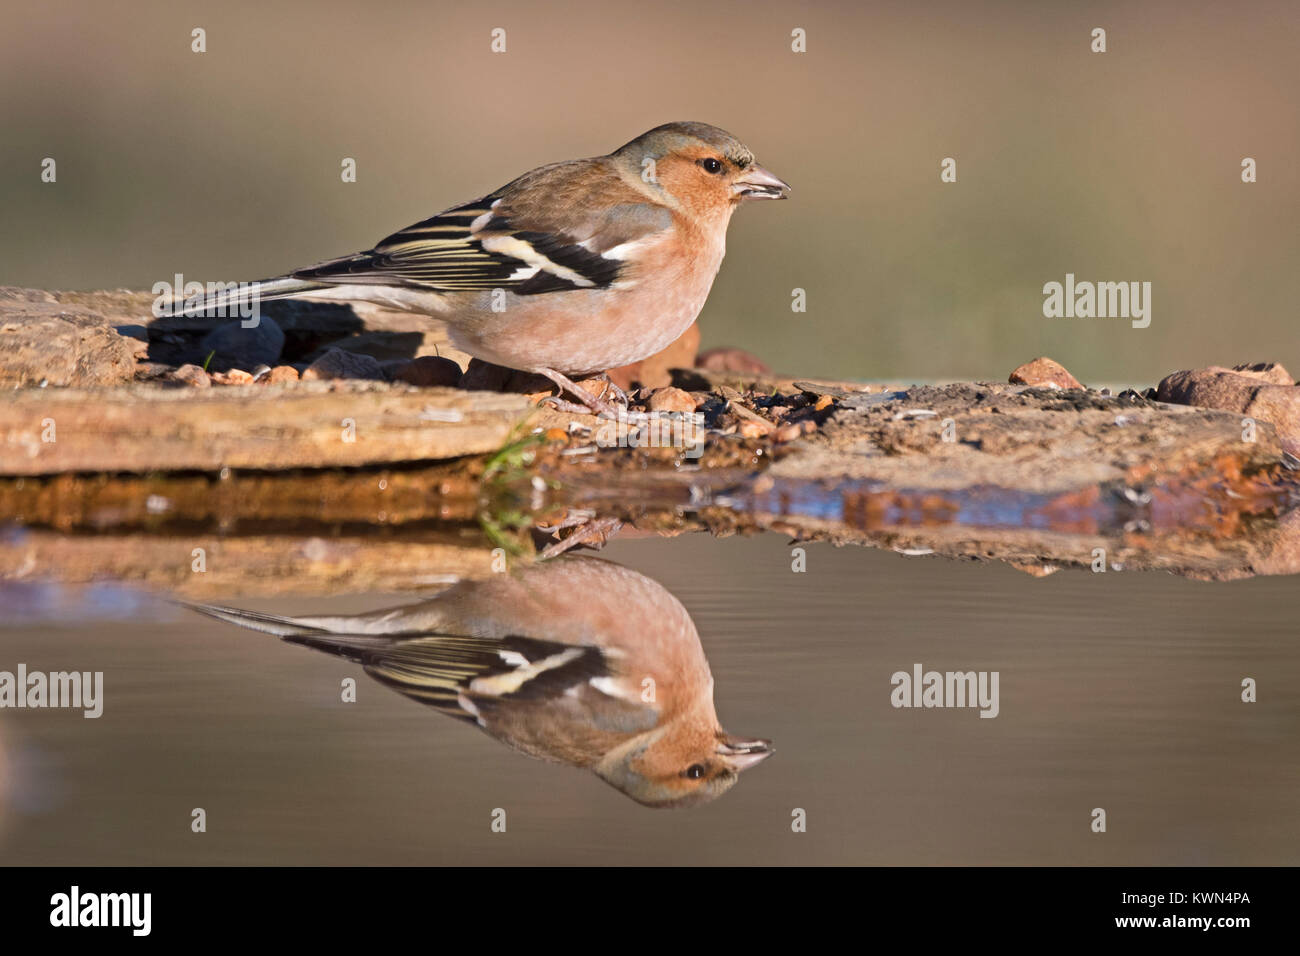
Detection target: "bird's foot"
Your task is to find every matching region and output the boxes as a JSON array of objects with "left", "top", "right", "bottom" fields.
[
  {"left": 537, "top": 516, "right": 625, "bottom": 559},
  {"left": 537, "top": 368, "right": 632, "bottom": 420}
]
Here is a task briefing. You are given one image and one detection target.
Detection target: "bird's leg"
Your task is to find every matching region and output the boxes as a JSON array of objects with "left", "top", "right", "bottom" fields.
[
  {"left": 538, "top": 516, "right": 625, "bottom": 559},
  {"left": 536, "top": 368, "right": 622, "bottom": 418},
  {"left": 597, "top": 374, "right": 631, "bottom": 406}
]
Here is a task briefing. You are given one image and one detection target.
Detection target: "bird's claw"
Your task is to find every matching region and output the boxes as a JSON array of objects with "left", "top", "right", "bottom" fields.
[{"left": 538, "top": 516, "right": 625, "bottom": 559}]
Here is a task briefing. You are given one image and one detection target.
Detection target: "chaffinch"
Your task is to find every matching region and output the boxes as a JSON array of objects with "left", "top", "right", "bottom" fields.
[
  {"left": 187, "top": 122, "right": 789, "bottom": 414},
  {"left": 185, "top": 556, "right": 771, "bottom": 808}
]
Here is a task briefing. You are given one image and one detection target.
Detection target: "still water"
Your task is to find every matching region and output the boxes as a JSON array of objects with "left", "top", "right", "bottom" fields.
[{"left": 0, "top": 531, "right": 1295, "bottom": 865}]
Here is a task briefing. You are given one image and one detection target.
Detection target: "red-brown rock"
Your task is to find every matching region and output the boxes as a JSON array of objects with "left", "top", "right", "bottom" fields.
[
  {"left": 695, "top": 347, "right": 772, "bottom": 376},
  {"left": 1009, "top": 357, "right": 1084, "bottom": 390},
  {"left": 646, "top": 386, "right": 697, "bottom": 413},
  {"left": 1156, "top": 365, "right": 1300, "bottom": 455},
  {"left": 168, "top": 364, "right": 211, "bottom": 388}
]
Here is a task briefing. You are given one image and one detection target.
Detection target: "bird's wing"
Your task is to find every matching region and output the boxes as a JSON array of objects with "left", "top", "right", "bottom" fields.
[
  {"left": 284, "top": 629, "right": 631, "bottom": 723},
  {"left": 291, "top": 159, "right": 674, "bottom": 296},
  {"left": 186, "top": 599, "right": 655, "bottom": 727}
]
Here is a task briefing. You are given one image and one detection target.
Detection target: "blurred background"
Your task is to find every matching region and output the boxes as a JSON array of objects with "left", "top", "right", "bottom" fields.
[{"left": 1, "top": 0, "right": 1296, "bottom": 384}]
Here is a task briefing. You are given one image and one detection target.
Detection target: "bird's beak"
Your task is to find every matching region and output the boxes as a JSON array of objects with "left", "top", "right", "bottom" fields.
[
  {"left": 732, "top": 164, "right": 790, "bottom": 200},
  {"left": 717, "top": 733, "right": 774, "bottom": 770}
]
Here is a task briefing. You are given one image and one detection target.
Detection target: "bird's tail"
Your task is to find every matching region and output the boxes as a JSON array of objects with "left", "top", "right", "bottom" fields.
[
  {"left": 168, "top": 276, "right": 333, "bottom": 318},
  {"left": 180, "top": 601, "right": 410, "bottom": 667},
  {"left": 181, "top": 601, "right": 334, "bottom": 637},
  {"left": 180, "top": 597, "right": 454, "bottom": 641}
]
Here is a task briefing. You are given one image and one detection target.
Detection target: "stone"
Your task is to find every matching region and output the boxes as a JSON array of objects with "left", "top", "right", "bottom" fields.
[
  {"left": 646, "top": 386, "right": 697, "bottom": 413},
  {"left": 198, "top": 317, "right": 285, "bottom": 372},
  {"left": 458, "top": 359, "right": 553, "bottom": 395},
  {"left": 695, "top": 347, "right": 771, "bottom": 376},
  {"left": 267, "top": 365, "right": 300, "bottom": 384},
  {"left": 1156, "top": 365, "right": 1300, "bottom": 455},
  {"left": 388, "top": 355, "right": 463, "bottom": 387},
  {"left": 210, "top": 369, "right": 255, "bottom": 385},
  {"left": 0, "top": 307, "right": 137, "bottom": 387},
  {"left": 307, "top": 330, "right": 431, "bottom": 364},
  {"left": 1009, "top": 357, "right": 1084, "bottom": 390},
  {"left": 301, "top": 348, "right": 387, "bottom": 382},
  {"left": 168, "top": 364, "right": 211, "bottom": 388}
]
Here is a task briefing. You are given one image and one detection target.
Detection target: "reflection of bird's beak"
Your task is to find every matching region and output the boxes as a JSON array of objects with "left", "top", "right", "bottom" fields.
[
  {"left": 718, "top": 734, "right": 774, "bottom": 770},
  {"left": 732, "top": 164, "right": 791, "bottom": 200}
]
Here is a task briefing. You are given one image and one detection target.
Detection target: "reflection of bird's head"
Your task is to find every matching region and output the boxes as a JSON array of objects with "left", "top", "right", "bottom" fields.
[{"left": 596, "top": 694, "right": 773, "bottom": 809}]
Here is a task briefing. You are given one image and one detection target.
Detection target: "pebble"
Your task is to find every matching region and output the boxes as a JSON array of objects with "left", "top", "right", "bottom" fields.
[
  {"left": 1008, "top": 357, "right": 1084, "bottom": 390},
  {"left": 389, "top": 355, "right": 463, "bottom": 387},
  {"left": 647, "top": 386, "right": 697, "bottom": 413},
  {"left": 169, "top": 364, "right": 211, "bottom": 388},
  {"left": 302, "top": 348, "right": 386, "bottom": 382}
]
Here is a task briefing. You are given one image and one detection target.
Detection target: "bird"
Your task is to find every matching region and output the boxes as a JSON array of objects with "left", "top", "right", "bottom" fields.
[
  {"left": 181, "top": 122, "right": 789, "bottom": 415},
  {"left": 183, "top": 556, "right": 772, "bottom": 808}
]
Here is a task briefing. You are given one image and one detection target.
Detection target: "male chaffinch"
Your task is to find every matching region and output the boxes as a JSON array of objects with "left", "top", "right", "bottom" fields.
[
  {"left": 186, "top": 122, "right": 789, "bottom": 414},
  {"left": 184, "top": 556, "right": 771, "bottom": 808}
]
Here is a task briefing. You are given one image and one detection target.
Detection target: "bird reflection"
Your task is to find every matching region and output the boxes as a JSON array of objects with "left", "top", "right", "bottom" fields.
[{"left": 185, "top": 556, "right": 770, "bottom": 808}]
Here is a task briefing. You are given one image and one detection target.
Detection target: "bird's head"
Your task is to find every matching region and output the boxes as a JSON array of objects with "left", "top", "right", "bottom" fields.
[
  {"left": 595, "top": 714, "right": 773, "bottom": 809},
  {"left": 613, "top": 121, "right": 790, "bottom": 220}
]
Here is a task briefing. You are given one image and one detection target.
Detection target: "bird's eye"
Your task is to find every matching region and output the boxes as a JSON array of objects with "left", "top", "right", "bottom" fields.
[
  {"left": 684, "top": 763, "right": 707, "bottom": 779},
  {"left": 699, "top": 158, "right": 723, "bottom": 174}
]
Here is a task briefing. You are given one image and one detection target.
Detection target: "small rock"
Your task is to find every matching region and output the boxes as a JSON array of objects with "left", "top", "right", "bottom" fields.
[
  {"left": 646, "top": 386, "right": 697, "bottom": 413},
  {"left": 696, "top": 347, "right": 772, "bottom": 376},
  {"left": 458, "top": 359, "right": 554, "bottom": 395},
  {"left": 210, "top": 368, "right": 254, "bottom": 385},
  {"left": 301, "top": 348, "right": 387, "bottom": 382},
  {"left": 389, "top": 355, "right": 463, "bottom": 387},
  {"left": 774, "top": 422, "right": 803, "bottom": 443},
  {"left": 738, "top": 420, "right": 771, "bottom": 439},
  {"left": 1157, "top": 365, "right": 1300, "bottom": 455},
  {"left": 198, "top": 317, "right": 285, "bottom": 372},
  {"left": 267, "top": 365, "right": 300, "bottom": 384},
  {"left": 1009, "top": 357, "right": 1084, "bottom": 390},
  {"left": 1156, "top": 367, "right": 1260, "bottom": 409},
  {"left": 305, "top": 330, "right": 429, "bottom": 364},
  {"left": 458, "top": 358, "right": 514, "bottom": 392},
  {"left": 169, "top": 364, "right": 211, "bottom": 388},
  {"left": 575, "top": 377, "right": 620, "bottom": 403}
]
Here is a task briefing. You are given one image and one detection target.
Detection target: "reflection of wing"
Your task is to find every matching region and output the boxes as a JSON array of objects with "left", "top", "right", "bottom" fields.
[
  {"left": 185, "top": 599, "right": 658, "bottom": 731},
  {"left": 283, "top": 631, "right": 614, "bottom": 722},
  {"left": 291, "top": 159, "right": 674, "bottom": 296}
]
